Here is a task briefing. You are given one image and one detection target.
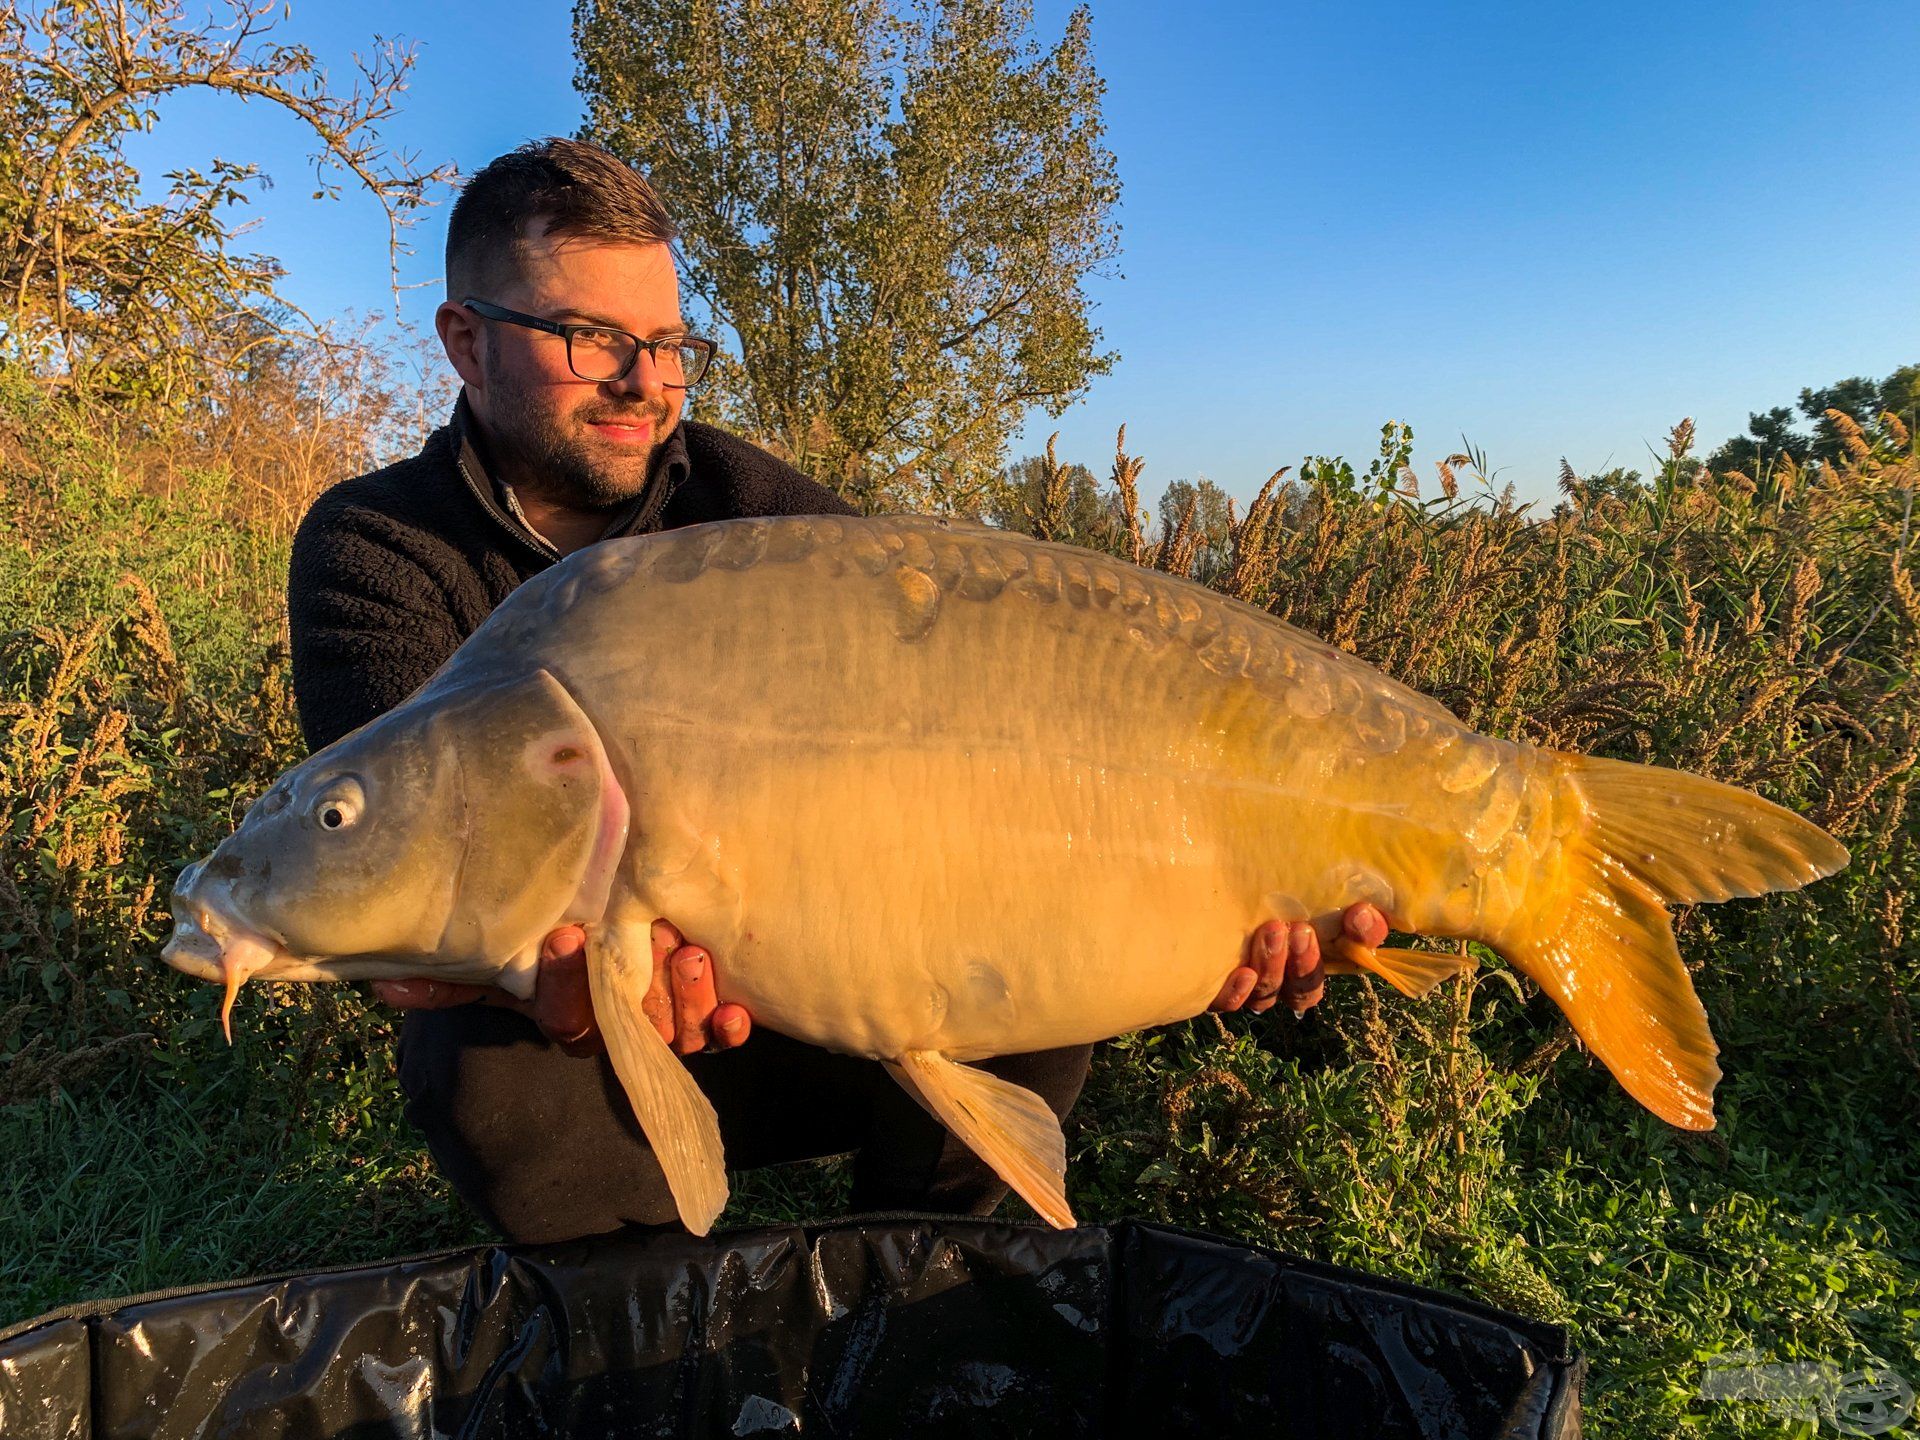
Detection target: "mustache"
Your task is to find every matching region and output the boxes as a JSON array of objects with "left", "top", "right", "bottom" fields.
[{"left": 583, "top": 404, "right": 669, "bottom": 428}]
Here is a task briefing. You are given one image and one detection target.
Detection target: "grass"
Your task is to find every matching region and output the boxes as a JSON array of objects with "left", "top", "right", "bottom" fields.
[{"left": 2, "top": 371, "right": 1915, "bottom": 1437}]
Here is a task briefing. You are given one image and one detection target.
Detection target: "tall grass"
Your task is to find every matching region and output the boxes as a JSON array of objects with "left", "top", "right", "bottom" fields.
[
  {"left": 1068, "top": 418, "right": 1920, "bottom": 1435},
  {"left": 2, "top": 367, "right": 1915, "bottom": 1437},
  {"left": 0, "top": 361, "right": 482, "bottom": 1323}
]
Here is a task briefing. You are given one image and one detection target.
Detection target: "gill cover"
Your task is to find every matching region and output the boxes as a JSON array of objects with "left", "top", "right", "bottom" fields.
[{"left": 429, "top": 668, "right": 630, "bottom": 969}]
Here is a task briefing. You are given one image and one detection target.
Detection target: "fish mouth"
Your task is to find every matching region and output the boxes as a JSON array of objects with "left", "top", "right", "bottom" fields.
[{"left": 162, "top": 889, "right": 293, "bottom": 1043}]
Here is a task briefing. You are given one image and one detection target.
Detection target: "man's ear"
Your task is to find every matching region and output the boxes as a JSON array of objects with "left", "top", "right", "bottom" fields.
[{"left": 435, "top": 299, "right": 485, "bottom": 390}]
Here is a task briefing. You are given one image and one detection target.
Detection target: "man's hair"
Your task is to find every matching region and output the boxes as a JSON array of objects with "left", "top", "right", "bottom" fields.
[{"left": 445, "top": 137, "right": 677, "bottom": 301}]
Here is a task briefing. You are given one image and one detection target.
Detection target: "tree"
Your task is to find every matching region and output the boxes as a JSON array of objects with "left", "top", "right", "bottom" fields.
[
  {"left": 1708, "top": 364, "right": 1920, "bottom": 476},
  {"left": 1800, "top": 376, "right": 1884, "bottom": 464},
  {"left": 574, "top": 0, "right": 1120, "bottom": 513},
  {"left": 1554, "top": 460, "right": 1644, "bottom": 518},
  {"left": 1801, "top": 367, "right": 1919, "bottom": 462},
  {"left": 1707, "top": 406, "right": 1809, "bottom": 478},
  {"left": 988, "top": 436, "right": 1106, "bottom": 544},
  {"left": 1155, "top": 476, "right": 1233, "bottom": 581},
  {"left": 1297, "top": 421, "right": 1419, "bottom": 509},
  {"left": 0, "top": 0, "right": 452, "bottom": 402},
  {"left": 1876, "top": 364, "right": 1920, "bottom": 439}
]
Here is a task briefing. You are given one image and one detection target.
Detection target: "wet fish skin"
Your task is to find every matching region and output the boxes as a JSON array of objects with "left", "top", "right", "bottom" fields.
[{"left": 165, "top": 514, "right": 1848, "bottom": 1232}]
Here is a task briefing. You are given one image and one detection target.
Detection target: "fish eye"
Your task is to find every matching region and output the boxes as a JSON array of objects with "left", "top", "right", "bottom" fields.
[{"left": 309, "top": 778, "right": 365, "bottom": 832}]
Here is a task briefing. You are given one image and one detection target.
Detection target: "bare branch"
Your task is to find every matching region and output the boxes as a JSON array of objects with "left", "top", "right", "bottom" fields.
[{"left": 0, "top": 0, "right": 456, "bottom": 400}]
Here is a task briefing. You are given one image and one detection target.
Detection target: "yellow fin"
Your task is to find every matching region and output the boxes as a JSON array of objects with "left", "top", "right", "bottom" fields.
[
  {"left": 1328, "top": 943, "right": 1477, "bottom": 999},
  {"left": 1500, "top": 756, "right": 1848, "bottom": 1131},
  {"left": 586, "top": 917, "right": 729, "bottom": 1234},
  {"left": 1565, "top": 752, "right": 1849, "bottom": 902},
  {"left": 887, "top": 1051, "right": 1074, "bottom": 1228},
  {"left": 1502, "top": 858, "right": 1720, "bottom": 1129}
]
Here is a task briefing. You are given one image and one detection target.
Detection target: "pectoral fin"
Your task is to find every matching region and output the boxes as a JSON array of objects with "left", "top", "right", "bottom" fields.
[
  {"left": 1326, "top": 942, "right": 1477, "bottom": 999},
  {"left": 586, "top": 918, "right": 728, "bottom": 1234},
  {"left": 886, "top": 1050, "right": 1074, "bottom": 1229}
]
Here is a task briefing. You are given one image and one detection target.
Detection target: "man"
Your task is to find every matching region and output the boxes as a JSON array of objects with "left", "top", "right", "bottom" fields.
[{"left": 288, "top": 138, "right": 1386, "bottom": 1244}]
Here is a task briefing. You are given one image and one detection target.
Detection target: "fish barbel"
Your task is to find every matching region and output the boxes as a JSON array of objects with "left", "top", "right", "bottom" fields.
[{"left": 163, "top": 515, "right": 1848, "bottom": 1232}]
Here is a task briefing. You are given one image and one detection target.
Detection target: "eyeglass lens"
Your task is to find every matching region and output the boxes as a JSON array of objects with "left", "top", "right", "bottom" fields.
[{"left": 568, "top": 328, "right": 705, "bottom": 385}]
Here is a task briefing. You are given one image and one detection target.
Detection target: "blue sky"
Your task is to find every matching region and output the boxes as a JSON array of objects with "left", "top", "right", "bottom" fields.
[{"left": 123, "top": 0, "right": 1920, "bottom": 507}]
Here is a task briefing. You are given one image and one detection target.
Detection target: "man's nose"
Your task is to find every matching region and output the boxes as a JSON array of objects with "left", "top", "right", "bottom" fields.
[{"left": 608, "top": 346, "right": 668, "bottom": 404}]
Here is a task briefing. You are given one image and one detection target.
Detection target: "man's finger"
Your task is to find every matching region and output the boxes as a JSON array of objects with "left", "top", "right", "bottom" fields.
[
  {"left": 645, "top": 919, "right": 682, "bottom": 1045},
  {"left": 1249, "top": 921, "right": 1290, "bottom": 1002},
  {"left": 543, "top": 926, "right": 587, "bottom": 963},
  {"left": 1278, "top": 922, "right": 1327, "bottom": 1014},
  {"left": 1209, "top": 966, "right": 1259, "bottom": 1012},
  {"left": 532, "top": 931, "right": 600, "bottom": 1052},
  {"left": 712, "top": 1002, "right": 752, "bottom": 1049},
  {"left": 669, "top": 945, "right": 718, "bottom": 1055},
  {"left": 1343, "top": 901, "right": 1390, "bottom": 949}
]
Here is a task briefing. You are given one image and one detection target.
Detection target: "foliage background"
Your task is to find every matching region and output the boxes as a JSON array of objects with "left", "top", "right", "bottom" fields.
[
  {"left": 5, "top": 370, "right": 1915, "bottom": 1435},
  {"left": 573, "top": 0, "right": 1120, "bottom": 512},
  {"left": 2, "top": 4, "right": 1917, "bottom": 1438}
]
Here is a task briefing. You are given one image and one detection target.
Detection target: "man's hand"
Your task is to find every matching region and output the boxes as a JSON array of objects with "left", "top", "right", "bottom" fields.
[
  {"left": 638, "top": 919, "right": 754, "bottom": 1057},
  {"left": 1209, "top": 902, "right": 1391, "bottom": 1016},
  {"left": 370, "top": 920, "right": 752, "bottom": 1057}
]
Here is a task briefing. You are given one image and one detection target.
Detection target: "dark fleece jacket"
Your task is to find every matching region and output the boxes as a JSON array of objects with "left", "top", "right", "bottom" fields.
[{"left": 288, "top": 397, "right": 857, "bottom": 752}]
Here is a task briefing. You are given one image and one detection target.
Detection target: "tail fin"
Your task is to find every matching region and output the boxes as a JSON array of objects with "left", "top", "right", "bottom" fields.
[{"left": 1499, "top": 754, "right": 1848, "bottom": 1131}]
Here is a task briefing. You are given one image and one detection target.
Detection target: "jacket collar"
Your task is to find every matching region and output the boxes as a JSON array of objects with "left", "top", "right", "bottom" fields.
[{"left": 448, "top": 390, "right": 690, "bottom": 563}]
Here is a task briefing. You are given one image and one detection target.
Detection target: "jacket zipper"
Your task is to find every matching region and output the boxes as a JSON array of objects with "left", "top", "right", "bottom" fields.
[
  {"left": 453, "top": 444, "right": 561, "bottom": 566},
  {"left": 453, "top": 431, "right": 682, "bottom": 562}
]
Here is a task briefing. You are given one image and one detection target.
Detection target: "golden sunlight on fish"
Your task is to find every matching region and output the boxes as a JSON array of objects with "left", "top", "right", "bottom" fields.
[{"left": 162, "top": 515, "right": 1848, "bottom": 1234}]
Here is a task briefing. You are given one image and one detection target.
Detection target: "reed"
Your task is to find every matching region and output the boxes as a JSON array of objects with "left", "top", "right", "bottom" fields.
[{"left": 2, "top": 365, "right": 1914, "bottom": 1436}]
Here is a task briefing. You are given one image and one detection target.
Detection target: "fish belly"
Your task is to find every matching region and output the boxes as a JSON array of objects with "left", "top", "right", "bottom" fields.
[
  {"left": 493, "top": 517, "right": 1517, "bottom": 1063},
  {"left": 614, "top": 733, "right": 1284, "bottom": 1059}
]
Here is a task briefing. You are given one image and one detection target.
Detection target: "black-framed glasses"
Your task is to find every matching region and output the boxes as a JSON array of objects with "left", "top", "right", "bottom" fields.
[{"left": 462, "top": 298, "right": 716, "bottom": 388}]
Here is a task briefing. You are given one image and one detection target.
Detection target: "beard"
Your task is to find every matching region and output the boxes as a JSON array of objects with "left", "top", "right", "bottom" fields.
[{"left": 481, "top": 358, "right": 672, "bottom": 511}]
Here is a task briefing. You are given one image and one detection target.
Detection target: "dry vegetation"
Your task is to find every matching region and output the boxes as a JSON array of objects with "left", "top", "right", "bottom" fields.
[
  {"left": 8, "top": 5, "right": 1911, "bottom": 1435},
  {"left": 3, "top": 335, "right": 1917, "bottom": 1433}
]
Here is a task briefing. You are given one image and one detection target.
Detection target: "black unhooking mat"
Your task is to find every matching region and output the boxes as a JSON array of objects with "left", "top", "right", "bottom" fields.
[{"left": 0, "top": 1217, "right": 1583, "bottom": 1438}]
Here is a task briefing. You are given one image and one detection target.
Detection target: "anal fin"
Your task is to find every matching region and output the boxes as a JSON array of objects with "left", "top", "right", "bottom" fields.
[
  {"left": 1326, "top": 943, "right": 1477, "bottom": 999},
  {"left": 887, "top": 1051, "right": 1075, "bottom": 1229},
  {"left": 586, "top": 917, "right": 729, "bottom": 1234}
]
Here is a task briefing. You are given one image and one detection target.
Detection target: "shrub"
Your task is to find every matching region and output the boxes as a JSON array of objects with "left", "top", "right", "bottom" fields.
[{"left": 3, "top": 375, "right": 1914, "bottom": 1436}]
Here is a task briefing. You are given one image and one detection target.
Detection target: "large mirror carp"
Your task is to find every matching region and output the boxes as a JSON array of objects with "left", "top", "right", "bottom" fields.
[{"left": 163, "top": 515, "right": 1847, "bottom": 1233}]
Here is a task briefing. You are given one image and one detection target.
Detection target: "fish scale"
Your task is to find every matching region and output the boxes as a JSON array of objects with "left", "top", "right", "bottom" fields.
[{"left": 165, "top": 514, "right": 1849, "bottom": 1234}]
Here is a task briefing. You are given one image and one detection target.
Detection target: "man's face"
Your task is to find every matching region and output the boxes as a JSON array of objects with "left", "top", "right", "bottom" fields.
[{"left": 440, "top": 221, "right": 687, "bottom": 511}]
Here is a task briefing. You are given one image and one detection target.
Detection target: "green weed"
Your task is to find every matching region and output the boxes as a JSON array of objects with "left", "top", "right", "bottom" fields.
[{"left": 3, "top": 376, "right": 1915, "bottom": 1437}]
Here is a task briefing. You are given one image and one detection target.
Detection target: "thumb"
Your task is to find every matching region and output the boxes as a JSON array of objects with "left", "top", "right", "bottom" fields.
[
  {"left": 542, "top": 925, "right": 588, "bottom": 963},
  {"left": 532, "top": 926, "right": 598, "bottom": 1047}
]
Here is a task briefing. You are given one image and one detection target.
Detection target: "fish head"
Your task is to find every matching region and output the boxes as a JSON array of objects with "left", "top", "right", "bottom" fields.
[{"left": 163, "top": 668, "right": 630, "bottom": 1035}]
